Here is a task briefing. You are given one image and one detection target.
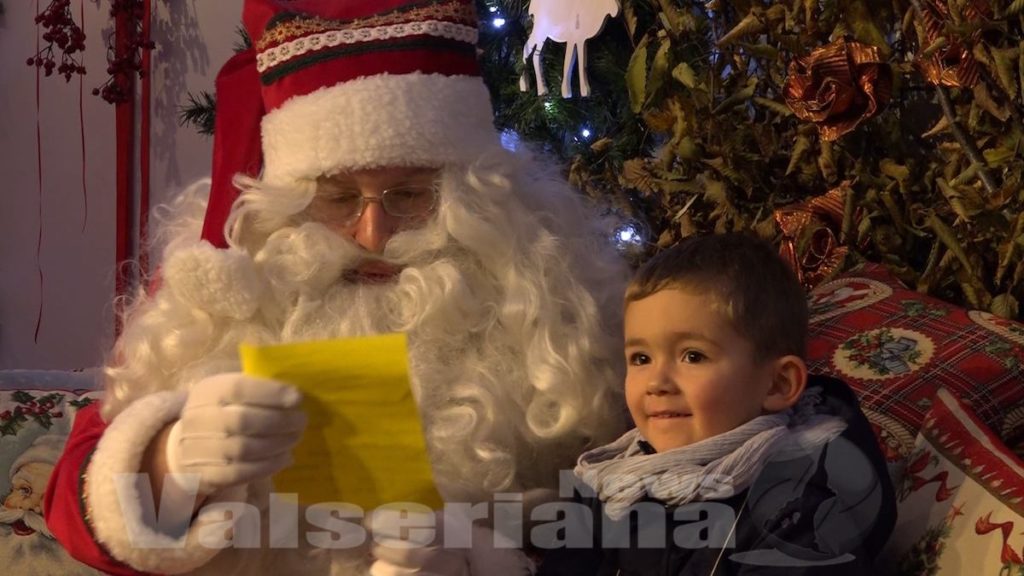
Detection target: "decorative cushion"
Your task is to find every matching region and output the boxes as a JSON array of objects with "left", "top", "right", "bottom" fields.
[
  {"left": 0, "top": 370, "right": 104, "bottom": 575},
  {"left": 806, "top": 263, "right": 1024, "bottom": 476},
  {"left": 880, "top": 388, "right": 1024, "bottom": 575}
]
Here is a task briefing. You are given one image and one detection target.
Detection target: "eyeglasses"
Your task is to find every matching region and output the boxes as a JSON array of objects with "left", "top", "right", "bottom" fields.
[{"left": 309, "top": 184, "right": 439, "bottom": 226}]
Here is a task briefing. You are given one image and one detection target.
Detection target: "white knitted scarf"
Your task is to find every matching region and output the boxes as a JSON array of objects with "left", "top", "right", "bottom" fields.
[{"left": 574, "top": 388, "right": 847, "bottom": 520}]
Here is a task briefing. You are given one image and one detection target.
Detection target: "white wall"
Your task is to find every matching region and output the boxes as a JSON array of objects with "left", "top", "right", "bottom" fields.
[{"left": 0, "top": 0, "right": 242, "bottom": 369}]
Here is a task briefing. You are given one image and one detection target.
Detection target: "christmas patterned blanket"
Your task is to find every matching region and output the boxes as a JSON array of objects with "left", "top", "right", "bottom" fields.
[{"left": 0, "top": 370, "right": 103, "bottom": 575}]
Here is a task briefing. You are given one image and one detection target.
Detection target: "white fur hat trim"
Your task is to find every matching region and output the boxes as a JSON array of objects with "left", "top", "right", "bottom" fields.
[{"left": 260, "top": 72, "right": 501, "bottom": 186}]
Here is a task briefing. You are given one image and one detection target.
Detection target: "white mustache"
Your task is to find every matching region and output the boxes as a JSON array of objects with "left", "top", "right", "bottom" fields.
[
  {"left": 0, "top": 507, "right": 52, "bottom": 538},
  {"left": 257, "top": 217, "right": 453, "bottom": 301},
  {"left": 0, "top": 508, "right": 23, "bottom": 523}
]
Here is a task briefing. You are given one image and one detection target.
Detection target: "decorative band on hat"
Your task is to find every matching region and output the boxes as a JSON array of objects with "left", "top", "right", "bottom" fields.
[{"left": 254, "top": 0, "right": 481, "bottom": 95}]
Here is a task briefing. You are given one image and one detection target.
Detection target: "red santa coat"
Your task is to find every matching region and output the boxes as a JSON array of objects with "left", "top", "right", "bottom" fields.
[{"left": 45, "top": 402, "right": 148, "bottom": 575}]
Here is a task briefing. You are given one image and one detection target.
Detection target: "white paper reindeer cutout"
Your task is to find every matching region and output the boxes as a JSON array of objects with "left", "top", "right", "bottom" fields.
[{"left": 519, "top": 0, "right": 620, "bottom": 98}]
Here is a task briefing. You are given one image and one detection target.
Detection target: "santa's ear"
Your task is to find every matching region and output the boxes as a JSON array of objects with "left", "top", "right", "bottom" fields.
[{"left": 762, "top": 355, "right": 807, "bottom": 413}]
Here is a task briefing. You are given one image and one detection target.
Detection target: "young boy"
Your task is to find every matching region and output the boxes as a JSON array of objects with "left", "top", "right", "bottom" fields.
[{"left": 537, "top": 233, "right": 896, "bottom": 575}]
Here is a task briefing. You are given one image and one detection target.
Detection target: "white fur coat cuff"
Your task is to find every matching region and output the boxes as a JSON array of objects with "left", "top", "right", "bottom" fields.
[{"left": 87, "top": 390, "right": 249, "bottom": 574}]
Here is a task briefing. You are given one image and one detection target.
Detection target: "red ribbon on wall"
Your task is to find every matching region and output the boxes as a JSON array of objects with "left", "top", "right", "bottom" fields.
[
  {"left": 139, "top": 0, "right": 152, "bottom": 280},
  {"left": 113, "top": 6, "right": 134, "bottom": 334},
  {"left": 34, "top": 0, "right": 45, "bottom": 343},
  {"left": 79, "top": 0, "right": 89, "bottom": 234}
]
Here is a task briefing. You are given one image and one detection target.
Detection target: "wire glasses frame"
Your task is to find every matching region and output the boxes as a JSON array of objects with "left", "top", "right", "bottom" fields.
[{"left": 309, "top": 184, "right": 440, "bottom": 227}]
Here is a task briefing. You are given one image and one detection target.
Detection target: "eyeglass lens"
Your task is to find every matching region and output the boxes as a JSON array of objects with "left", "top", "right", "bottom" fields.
[{"left": 310, "top": 185, "right": 438, "bottom": 225}]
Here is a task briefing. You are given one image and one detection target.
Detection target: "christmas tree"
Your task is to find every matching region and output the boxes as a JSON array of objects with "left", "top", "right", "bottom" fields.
[
  {"left": 475, "top": 0, "right": 1024, "bottom": 321},
  {"left": 182, "top": 0, "right": 1024, "bottom": 320}
]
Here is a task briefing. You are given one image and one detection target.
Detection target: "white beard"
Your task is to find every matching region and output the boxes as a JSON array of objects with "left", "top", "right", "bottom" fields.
[
  {"left": 0, "top": 508, "right": 102, "bottom": 575},
  {"left": 254, "top": 220, "right": 513, "bottom": 500},
  {"left": 109, "top": 158, "right": 629, "bottom": 504}
]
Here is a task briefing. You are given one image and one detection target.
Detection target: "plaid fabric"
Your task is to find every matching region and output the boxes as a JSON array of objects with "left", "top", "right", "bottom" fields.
[{"left": 807, "top": 264, "right": 1024, "bottom": 462}]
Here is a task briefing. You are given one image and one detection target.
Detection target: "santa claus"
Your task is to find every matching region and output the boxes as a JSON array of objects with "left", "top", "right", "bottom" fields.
[
  {"left": 2, "top": 434, "right": 99, "bottom": 575},
  {"left": 44, "top": 1, "right": 629, "bottom": 575}
]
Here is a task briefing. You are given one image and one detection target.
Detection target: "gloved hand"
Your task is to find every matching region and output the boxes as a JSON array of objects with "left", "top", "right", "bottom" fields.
[
  {"left": 165, "top": 372, "right": 307, "bottom": 496},
  {"left": 368, "top": 507, "right": 534, "bottom": 576}
]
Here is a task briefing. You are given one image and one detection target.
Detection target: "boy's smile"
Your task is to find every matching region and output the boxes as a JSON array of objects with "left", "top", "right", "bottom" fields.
[{"left": 624, "top": 288, "right": 777, "bottom": 453}]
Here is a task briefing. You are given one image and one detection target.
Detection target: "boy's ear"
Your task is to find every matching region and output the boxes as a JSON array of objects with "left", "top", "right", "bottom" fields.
[{"left": 762, "top": 355, "right": 807, "bottom": 413}]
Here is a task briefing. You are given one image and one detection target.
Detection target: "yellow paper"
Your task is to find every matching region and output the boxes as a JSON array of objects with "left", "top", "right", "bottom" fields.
[{"left": 239, "top": 333, "right": 443, "bottom": 510}]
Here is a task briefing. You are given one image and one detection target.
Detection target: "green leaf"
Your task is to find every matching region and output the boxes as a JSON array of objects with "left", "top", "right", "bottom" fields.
[
  {"left": 656, "top": 2, "right": 679, "bottom": 36},
  {"left": 936, "top": 178, "right": 979, "bottom": 221},
  {"left": 922, "top": 115, "right": 951, "bottom": 138},
  {"left": 920, "top": 37, "right": 948, "bottom": 59},
  {"left": 752, "top": 97, "right": 793, "bottom": 116},
  {"left": 927, "top": 213, "right": 974, "bottom": 275},
  {"left": 879, "top": 159, "right": 910, "bottom": 182},
  {"left": 989, "top": 45, "right": 1020, "bottom": 101},
  {"left": 11, "top": 391, "right": 34, "bottom": 403},
  {"left": 973, "top": 82, "right": 1011, "bottom": 122},
  {"left": 676, "top": 136, "right": 699, "bottom": 160},
  {"left": 622, "top": 1, "right": 639, "bottom": 39},
  {"left": 818, "top": 140, "right": 837, "bottom": 183},
  {"left": 996, "top": 213, "right": 1024, "bottom": 284},
  {"left": 660, "top": 180, "right": 705, "bottom": 195},
  {"left": 703, "top": 157, "right": 747, "bottom": 187},
  {"left": 717, "top": 11, "right": 765, "bottom": 46},
  {"left": 672, "top": 62, "right": 697, "bottom": 90},
  {"left": 648, "top": 38, "right": 673, "bottom": 104},
  {"left": 627, "top": 36, "right": 650, "bottom": 113},
  {"left": 787, "top": 133, "right": 812, "bottom": 176},
  {"left": 844, "top": 0, "right": 891, "bottom": 59},
  {"left": 712, "top": 77, "right": 758, "bottom": 115},
  {"left": 703, "top": 175, "right": 729, "bottom": 204},
  {"left": 738, "top": 43, "right": 780, "bottom": 60},
  {"left": 949, "top": 162, "right": 980, "bottom": 187},
  {"left": 983, "top": 147, "right": 1016, "bottom": 166},
  {"left": 1019, "top": 40, "right": 1024, "bottom": 104}
]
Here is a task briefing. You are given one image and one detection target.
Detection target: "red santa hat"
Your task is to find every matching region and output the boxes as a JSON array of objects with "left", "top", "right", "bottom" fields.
[
  {"left": 201, "top": 0, "right": 500, "bottom": 248},
  {"left": 10, "top": 434, "right": 66, "bottom": 478}
]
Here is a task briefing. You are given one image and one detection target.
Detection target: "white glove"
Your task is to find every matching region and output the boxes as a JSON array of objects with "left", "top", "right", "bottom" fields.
[
  {"left": 165, "top": 372, "right": 307, "bottom": 496},
  {"left": 368, "top": 507, "right": 534, "bottom": 576}
]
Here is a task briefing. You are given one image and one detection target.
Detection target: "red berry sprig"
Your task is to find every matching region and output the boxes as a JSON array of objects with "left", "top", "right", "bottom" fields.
[
  {"left": 27, "top": 0, "right": 87, "bottom": 81},
  {"left": 92, "top": 0, "right": 155, "bottom": 104}
]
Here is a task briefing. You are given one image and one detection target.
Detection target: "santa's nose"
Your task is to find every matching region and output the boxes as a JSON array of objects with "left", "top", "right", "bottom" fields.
[{"left": 350, "top": 200, "right": 398, "bottom": 254}]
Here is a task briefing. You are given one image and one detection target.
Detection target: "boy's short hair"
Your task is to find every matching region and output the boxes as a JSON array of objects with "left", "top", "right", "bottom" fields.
[{"left": 625, "top": 233, "right": 809, "bottom": 362}]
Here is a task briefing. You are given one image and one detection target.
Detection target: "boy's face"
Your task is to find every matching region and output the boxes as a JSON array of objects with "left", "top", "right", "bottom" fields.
[{"left": 624, "top": 288, "right": 776, "bottom": 453}]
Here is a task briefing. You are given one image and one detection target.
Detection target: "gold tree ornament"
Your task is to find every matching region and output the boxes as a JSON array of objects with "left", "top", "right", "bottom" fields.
[{"left": 783, "top": 37, "right": 894, "bottom": 141}]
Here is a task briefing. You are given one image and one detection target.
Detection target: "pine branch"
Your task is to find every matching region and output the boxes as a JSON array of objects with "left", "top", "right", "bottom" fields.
[
  {"left": 178, "top": 91, "right": 216, "bottom": 136},
  {"left": 234, "top": 25, "right": 252, "bottom": 53},
  {"left": 178, "top": 25, "right": 249, "bottom": 137}
]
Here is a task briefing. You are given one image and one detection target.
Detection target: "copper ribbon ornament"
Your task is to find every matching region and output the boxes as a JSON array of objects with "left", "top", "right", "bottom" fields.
[
  {"left": 914, "top": 0, "right": 991, "bottom": 88},
  {"left": 783, "top": 37, "right": 894, "bottom": 141},
  {"left": 774, "top": 186, "right": 860, "bottom": 290}
]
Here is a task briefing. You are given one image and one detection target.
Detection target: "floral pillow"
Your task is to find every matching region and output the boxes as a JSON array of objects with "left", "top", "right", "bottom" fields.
[
  {"left": 880, "top": 388, "right": 1024, "bottom": 575},
  {"left": 806, "top": 263, "right": 1024, "bottom": 477},
  {"left": 0, "top": 370, "right": 104, "bottom": 575}
]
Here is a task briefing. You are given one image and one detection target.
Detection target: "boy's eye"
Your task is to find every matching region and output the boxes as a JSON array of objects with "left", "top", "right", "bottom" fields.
[
  {"left": 627, "top": 352, "right": 651, "bottom": 366},
  {"left": 682, "top": 350, "right": 707, "bottom": 364}
]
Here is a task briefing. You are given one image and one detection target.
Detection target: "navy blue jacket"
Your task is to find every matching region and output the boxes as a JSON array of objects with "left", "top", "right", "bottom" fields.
[{"left": 535, "top": 375, "right": 896, "bottom": 576}]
